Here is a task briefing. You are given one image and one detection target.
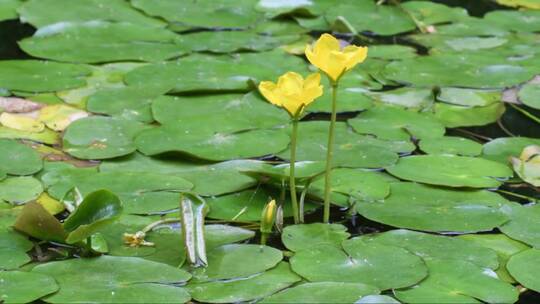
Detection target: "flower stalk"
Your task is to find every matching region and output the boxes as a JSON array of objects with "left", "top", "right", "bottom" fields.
[
  {"left": 289, "top": 117, "right": 300, "bottom": 223},
  {"left": 323, "top": 81, "right": 339, "bottom": 223}
]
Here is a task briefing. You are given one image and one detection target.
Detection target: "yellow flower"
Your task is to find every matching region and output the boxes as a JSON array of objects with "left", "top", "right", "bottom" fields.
[
  {"left": 260, "top": 199, "right": 277, "bottom": 234},
  {"left": 123, "top": 231, "right": 154, "bottom": 247},
  {"left": 305, "top": 33, "right": 368, "bottom": 82},
  {"left": 259, "top": 72, "right": 323, "bottom": 117}
]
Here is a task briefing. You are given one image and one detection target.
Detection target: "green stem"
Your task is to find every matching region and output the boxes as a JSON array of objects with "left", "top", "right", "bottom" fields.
[
  {"left": 142, "top": 218, "right": 181, "bottom": 233},
  {"left": 289, "top": 118, "right": 300, "bottom": 224},
  {"left": 496, "top": 189, "right": 538, "bottom": 203},
  {"left": 323, "top": 82, "right": 339, "bottom": 223},
  {"left": 509, "top": 103, "right": 540, "bottom": 124},
  {"left": 260, "top": 233, "right": 268, "bottom": 246}
]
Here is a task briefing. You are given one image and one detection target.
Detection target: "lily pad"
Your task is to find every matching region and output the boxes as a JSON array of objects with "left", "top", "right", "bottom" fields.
[
  {"left": 499, "top": 202, "right": 540, "bottom": 248},
  {"left": 325, "top": 1, "right": 415, "bottom": 36},
  {"left": 0, "top": 176, "right": 42, "bottom": 204},
  {"left": 362, "top": 229, "right": 499, "bottom": 269},
  {"left": 386, "top": 155, "right": 513, "bottom": 188},
  {"left": 124, "top": 50, "right": 308, "bottom": 93},
  {"left": 290, "top": 239, "right": 428, "bottom": 290},
  {"left": 419, "top": 136, "right": 483, "bottom": 156},
  {"left": 0, "top": 230, "right": 33, "bottom": 269},
  {"left": 260, "top": 282, "right": 380, "bottom": 304},
  {"left": 459, "top": 233, "right": 530, "bottom": 283},
  {"left": 101, "top": 153, "right": 263, "bottom": 196},
  {"left": 135, "top": 125, "right": 289, "bottom": 161},
  {"left": 152, "top": 93, "right": 289, "bottom": 132},
  {"left": 87, "top": 87, "right": 168, "bottom": 123},
  {"left": 132, "top": 0, "right": 262, "bottom": 29},
  {"left": 518, "top": 83, "right": 540, "bottom": 110},
  {"left": 18, "top": 0, "right": 164, "bottom": 28},
  {"left": 0, "top": 126, "right": 59, "bottom": 145},
  {"left": 206, "top": 188, "right": 315, "bottom": 221},
  {"left": 309, "top": 169, "right": 392, "bottom": 204},
  {"left": 183, "top": 31, "right": 299, "bottom": 53},
  {"left": 277, "top": 121, "right": 405, "bottom": 168},
  {"left": 356, "top": 295, "right": 401, "bottom": 304},
  {"left": 63, "top": 116, "right": 148, "bottom": 160},
  {"left": 394, "top": 259, "right": 519, "bottom": 304},
  {"left": 437, "top": 87, "right": 501, "bottom": 107},
  {"left": 507, "top": 249, "right": 540, "bottom": 292},
  {"left": 188, "top": 262, "right": 301, "bottom": 303},
  {"left": 20, "top": 21, "right": 187, "bottom": 63},
  {"left": 0, "top": 0, "right": 21, "bottom": 22},
  {"left": 282, "top": 223, "right": 350, "bottom": 252},
  {"left": 33, "top": 256, "right": 191, "bottom": 303},
  {"left": 356, "top": 182, "right": 511, "bottom": 233},
  {"left": 190, "top": 244, "right": 283, "bottom": 282},
  {"left": 383, "top": 53, "right": 535, "bottom": 88},
  {"left": 483, "top": 137, "right": 540, "bottom": 164},
  {"left": 63, "top": 190, "right": 123, "bottom": 244},
  {"left": 0, "top": 271, "right": 58, "bottom": 304},
  {"left": 366, "top": 88, "right": 434, "bottom": 109},
  {"left": 0, "top": 60, "right": 91, "bottom": 93},
  {"left": 0, "top": 139, "right": 42, "bottom": 175},
  {"left": 434, "top": 101, "right": 506, "bottom": 128},
  {"left": 348, "top": 106, "right": 445, "bottom": 141}
]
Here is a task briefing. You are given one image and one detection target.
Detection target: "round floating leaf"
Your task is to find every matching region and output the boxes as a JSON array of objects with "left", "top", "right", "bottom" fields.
[
  {"left": 366, "top": 87, "right": 434, "bottom": 109},
  {"left": 87, "top": 87, "right": 167, "bottom": 123},
  {"left": 483, "top": 137, "right": 540, "bottom": 164},
  {"left": 152, "top": 93, "right": 289, "bottom": 132},
  {"left": 459, "top": 233, "right": 530, "bottom": 283},
  {"left": 499, "top": 202, "right": 540, "bottom": 248},
  {"left": 63, "top": 116, "right": 148, "bottom": 160},
  {"left": 0, "top": 139, "right": 42, "bottom": 175},
  {"left": 368, "top": 45, "right": 417, "bottom": 60},
  {"left": 485, "top": 10, "right": 540, "bottom": 32},
  {"left": 0, "top": 230, "right": 32, "bottom": 269},
  {"left": 395, "top": 259, "right": 519, "bottom": 304},
  {"left": 0, "top": 271, "right": 58, "bottom": 304},
  {"left": 437, "top": 87, "right": 501, "bottom": 107},
  {"left": 0, "top": 60, "right": 91, "bottom": 93},
  {"left": 309, "top": 169, "right": 392, "bottom": 204},
  {"left": 507, "top": 249, "right": 540, "bottom": 292},
  {"left": 132, "top": 0, "right": 262, "bottom": 29},
  {"left": 18, "top": 0, "right": 164, "bottom": 28},
  {"left": 63, "top": 190, "right": 123, "bottom": 244},
  {"left": 190, "top": 244, "right": 283, "bottom": 282},
  {"left": 0, "top": 176, "right": 42, "bottom": 204},
  {"left": 386, "top": 155, "right": 513, "bottom": 188},
  {"left": 135, "top": 125, "right": 289, "bottom": 161},
  {"left": 0, "top": 125, "right": 59, "bottom": 145},
  {"left": 325, "top": 1, "right": 415, "bottom": 36},
  {"left": 261, "top": 282, "right": 380, "bottom": 304},
  {"left": 20, "top": 21, "right": 186, "bottom": 63},
  {"left": 0, "top": 0, "right": 20, "bottom": 22},
  {"left": 188, "top": 262, "right": 301, "bottom": 303},
  {"left": 206, "top": 188, "right": 315, "bottom": 221},
  {"left": 434, "top": 101, "right": 506, "bottom": 128},
  {"left": 348, "top": 106, "right": 445, "bottom": 141},
  {"left": 419, "top": 136, "right": 483, "bottom": 156},
  {"left": 356, "top": 182, "right": 510, "bottom": 233},
  {"left": 356, "top": 295, "right": 401, "bottom": 304},
  {"left": 101, "top": 153, "right": 262, "bottom": 196},
  {"left": 125, "top": 50, "right": 308, "bottom": 93},
  {"left": 13, "top": 201, "right": 66, "bottom": 243},
  {"left": 362, "top": 229, "right": 499, "bottom": 269},
  {"left": 33, "top": 256, "right": 191, "bottom": 303},
  {"left": 183, "top": 31, "right": 299, "bottom": 53},
  {"left": 518, "top": 83, "right": 540, "bottom": 110},
  {"left": 383, "top": 53, "right": 535, "bottom": 88},
  {"left": 277, "top": 121, "right": 405, "bottom": 168},
  {"left": 290, "top": 239, "right": 427, "bottom": 290},
  {"left": 282, "top": 223, "right": 350, "bottom": 252}
]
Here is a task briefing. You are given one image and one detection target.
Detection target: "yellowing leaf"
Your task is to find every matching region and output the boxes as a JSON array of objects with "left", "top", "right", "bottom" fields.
[
  {"left": 511, "top": 145, "right": 540, "bottom": 187},
  {"left": 0, "top": 112, "right": 45, "bottom": 132},
  {"left": 39, "top": 104, "right": 88, "bottom": 131},
  {"left": 36, "top": 193, "right": 65, "bottom": 215}
]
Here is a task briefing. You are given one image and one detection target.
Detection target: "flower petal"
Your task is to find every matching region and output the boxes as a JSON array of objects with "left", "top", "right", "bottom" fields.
[
  {"left": 258, "top": 81, "right": 282, "bottom": 106},
  {"left": 343, "top": 45, "right": 368, "bottom": 71}
]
